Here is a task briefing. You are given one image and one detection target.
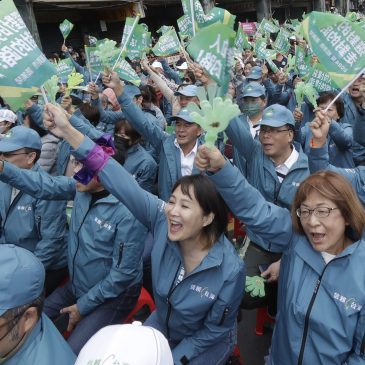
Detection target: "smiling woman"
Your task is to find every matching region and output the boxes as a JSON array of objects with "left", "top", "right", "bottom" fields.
[
  {"left": 41, "top": 103, "right": 245, "bottom": 365},
  {"left": 194, "top": 145, "right": 365, "bottom": 365}
]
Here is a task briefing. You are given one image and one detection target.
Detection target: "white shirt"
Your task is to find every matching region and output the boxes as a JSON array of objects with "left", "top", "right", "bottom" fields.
[
  {"left": 321, "top": 252, "right": 336, "bottom": 264},
  {"left": 174, "top": 139, "right": 198, "bottom": 176},
  {"left": 247, "top": 117, "right": 261, "bottom": 139},
  {"left": 273, "top": 147, "right": 299, "bottom": 183}
]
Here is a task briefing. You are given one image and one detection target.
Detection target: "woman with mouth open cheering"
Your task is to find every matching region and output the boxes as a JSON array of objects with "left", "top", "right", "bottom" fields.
[
  {"left": 41, "top": 101, "right": 244, "bottom": 365},
  {"left": 194, "top": 137, "right": 365, "bottom": 365}
]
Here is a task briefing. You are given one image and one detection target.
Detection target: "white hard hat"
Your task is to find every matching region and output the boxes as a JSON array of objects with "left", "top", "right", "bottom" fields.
[{"left": 75, "top": 322, "right": 174, "bottom": 365}]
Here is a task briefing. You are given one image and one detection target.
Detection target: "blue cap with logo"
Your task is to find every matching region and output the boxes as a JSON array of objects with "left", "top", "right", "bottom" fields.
[
  {"left": 174, "top": 85, "right": 198, "bottom": 97},
  {"left": 0, "top": 126, "right": 41, "bottom": 152},
  {"left": 242, "top": 82, "right": 266, "bottom": 98},
  {"left": 0, "top": 244, "right": 45, "bottom": 316},
  {"left": 247, "top": 66, "right": 263, "bottom": 80},
  {"left": 124, "top": 84, "right": 141, "bottom": 99},
  {"left": 259, "top": 104, "right": 295, "bottom": 127},
  {"left": 171, "top": 108, "right": 194, "bottom": 124}
]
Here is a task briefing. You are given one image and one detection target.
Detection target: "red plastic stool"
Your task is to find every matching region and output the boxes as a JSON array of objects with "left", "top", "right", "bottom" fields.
[
  {"left": 255, "top": 307, "right": 275, "bottom": 336},
  {"left": 124, "top": 286, "right": 156, "bottom": 324},
  {"left": 233, "top": 218, "right": 246, "bottom": 240}
]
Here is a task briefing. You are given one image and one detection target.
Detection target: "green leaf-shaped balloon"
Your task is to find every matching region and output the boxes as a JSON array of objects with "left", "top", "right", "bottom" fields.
[
  {"left": 65, "top": 72, "right": 84, "bottom": 96},
  {"left": 245, "top": 276, "right": 266, "bottom": 297},
  {"left": 294, "top": 81, "right": 318, "bottom": 108},
  {"left": 42, "top": 75, "right": 59, "bottom": 104},
  {"left": 186, "top": 85, "right": 240, "bottom": 148}
]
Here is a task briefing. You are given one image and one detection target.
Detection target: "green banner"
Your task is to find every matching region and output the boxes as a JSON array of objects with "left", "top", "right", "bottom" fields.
[
  {"left": 157, "top": 25, "right": 174, "bottom": 34},
  {"left": 200, "top": 7, "right": 236, "bottom": 29},
  {"left": 187, "top": 23, "right": 235, "bottom": 94},
  {"left": 273, "top": 29, "right": 290, "bottom": 54},
  {"left": 301, "top": 11, "right": 365, "bottom": 88},
  {"left": 0, "top": 0, "right": 56, "bottom": 90},
  {"left": 114, "top": 59, "right": 141, "bottom": 86},
  {"left": 306, "top": 63, "right": 337, "bottom": 92},
  {"left": 59, "top": 19, "right": 74, "bottom": 40},
  {"left": 55, "top": 59, "right": 75, "bottom": 81},
  {"left": 152, "top": 28, "right": 181, "bottom": 56}
]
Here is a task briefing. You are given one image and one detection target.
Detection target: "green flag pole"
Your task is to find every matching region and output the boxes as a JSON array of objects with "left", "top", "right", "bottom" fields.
[
  {"left": 40, "top": 85, "right": 49, "bottom": 105},
  {"left": 324, "top": 66, "right": 365, "bottom": 113},
  {"left": 112, "top": 15, "right": 141, "bottom": 72},
  {"left": 190, "top": 0, "right": 196, "bottom": 36}
]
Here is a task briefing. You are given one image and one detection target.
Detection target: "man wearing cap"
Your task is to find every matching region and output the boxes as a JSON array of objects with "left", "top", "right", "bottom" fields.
[
  {"left": 226, "top": 104, "right": 309, "bottom": 315},
  {"left": 0, "top": 126, "right": 68, "bottom": 294},
  {"left": 233, "top": 82, "right": 267, "bottom": 176},
  {"left": 0, "top": 244, "right": 75, "bottom": 364},
  {"left": 103, "top": 71, "right": 203, "bottom": 201},
  {"left": 0, "top": 110, "right": 17, "bottom": 138}
]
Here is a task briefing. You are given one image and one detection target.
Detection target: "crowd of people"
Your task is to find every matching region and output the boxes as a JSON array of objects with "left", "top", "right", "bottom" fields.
[{"left": 0, "top": 20, "right": 365, "bottom": 365}]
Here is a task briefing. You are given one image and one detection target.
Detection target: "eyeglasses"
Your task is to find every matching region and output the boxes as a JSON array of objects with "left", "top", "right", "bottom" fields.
[
  {"left": 0, "top": 152, "right": 29, "bottom": 158},
  {"left": 259, "top": 127, "right": 290, "bottom": 136},
  {"left": 296, "top": 207, "right": 339, "bottom": 218}
]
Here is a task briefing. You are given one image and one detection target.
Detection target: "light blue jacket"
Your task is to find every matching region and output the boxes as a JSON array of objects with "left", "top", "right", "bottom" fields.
[
  {"left": 296, "top": 121, "right": 354, "bottom": 168},
  {"left": 72, "top": 136, "right": 245, "bottom": 365},
  {"left": 309, "top": 145, "right": 365, "bottom": 206},
  {"left": 0, "top": 162, "right": 147, "bottom": 316},
  {"left": 226, "top": 115, "right": 309, "bottom": 244},
  {"left": 124, "top": 144, "right": 157, "bottom": 193},
  {"left": 209, "top": 161, "right": 365, "bottom": 365},
  {"left": 6, "top": 314, "right": 76, "bottom": 365},
  {"left": 90, "top": 97, "right": 125, "bottom": 134},
  {"left": 116, "top": 92, "right": 203, "bottom": 201},
  {"left": 0, "top": 163, "right": 67, "bottom": 270}
]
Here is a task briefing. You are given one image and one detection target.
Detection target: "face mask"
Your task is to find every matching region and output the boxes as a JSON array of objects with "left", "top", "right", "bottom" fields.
[
  {"left": 241, "top": 101, "right": 262, "bottom": 117},
  {"left": 114, "top": 135, "right": 130, "bottom": 150}
]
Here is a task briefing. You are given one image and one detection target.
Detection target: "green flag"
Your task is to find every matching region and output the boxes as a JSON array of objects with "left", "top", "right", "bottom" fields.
[
  {"left": 114, "top": 59, "right": 141, "bottom": 86},
  {"left": 258, "top": 19, "right": 280, "bottom": 35},
  {"left": 177, "top": 15, "right": 194, "bottom": 39},
  {"left": 84, "top": 46, "right": 104, "bottom": 75},
  {"left": 300, "top": 11, "right": 365, "bottom": 88},
  {"left": 181, "top": 0, "right": 205, "bottom": 32},
  {"left": 187, "top": 23, "right": 235, "bottom": 95},
  {"left": 273, "top": 29, "right": 290, "bottom": 54},
  {"left": 157, "top": 25, "right": 174, "bottom": 34},
  {"left": 234, "top": 24, "right": 250, "bottom": 51},
  {"left": 121, "top": 18, "right": 150, "bottom": 60},
  {"left": 295, "top": 46, "right": 311, "bottom": 77},
  {"left": 55, "top": 59, "right": 75, "bottom": 82},
  {"left": 152, "top": 28, "right": 181, "bottom": 56},
  {"left": 199, "top": 7, "right": 236, "bottom": 29},
  {"left": 59, "top": 19, "right": 74, "bottom": 40},
  {"left": 0, "top": 84, "right": 38, "bottom": 111},
  {"left": 0, "top": 0, "right": 56, "bottom": 91},
  {"left": 306, "top": 63, "right": 337, "bottom": 92}
]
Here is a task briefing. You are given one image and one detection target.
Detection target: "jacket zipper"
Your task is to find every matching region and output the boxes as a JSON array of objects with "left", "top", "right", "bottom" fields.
[
  {"left": 165, "top": 264, "right": 181, "bottom": 341},
  {"left": 116, "top": 243, "right": 124, "bottom": 268},
  {"left": 219, "top": 307, "right": 229, "bottom": 326},
  {"left": 297, "top": 256, "right": 346, "bottom": 365},
  {"left": 360, "top": 332, "right": 365, "bottom": 357},
  {"left": 2, "top": 192, "right": 24, "bottom": 233},
  {"left": 36, "top": 216, "right": 42, "bottom": 239}
]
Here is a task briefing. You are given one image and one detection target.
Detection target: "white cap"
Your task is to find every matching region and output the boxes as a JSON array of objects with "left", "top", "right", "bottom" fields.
[
  {"left": 151, "top": 60, "right": 163, "bottom": 69},
  {"left": 75, "top": 322, "right": 174, "bottom": 365},
  {"left": 289, "top": 35, "right": 296, "bottom": 40},
  {"left": 0, "top": 109, "right": 17, "bottom": 124},
  {"left": 176, "top": 62, "right": 188, "bottom": 70}
]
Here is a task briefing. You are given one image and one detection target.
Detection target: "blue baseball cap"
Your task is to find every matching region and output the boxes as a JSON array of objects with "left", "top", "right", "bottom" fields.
[
  {"left": 259, "top": 104, "right": 295, "bottom": 127},
  {"left": 0, "top": 245, "right": 45, "bottom": 315},
  {"left": 242, "top": 82, "right": 266, "bottom": 98},
  {"left": 0, "top": 126, "right": 41, "bottom": 152},
  {"left": 174, "top": 85, "right": 198, "bottom": 97},
  {"left": 171, "top": 108, "right": 194, "bottom": 124},
  {"left": 247, "top": 66, "right": 263, "bottom": 80},
  {"left": 124, "top": 84, "right": 141, "bottom": 99}
]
